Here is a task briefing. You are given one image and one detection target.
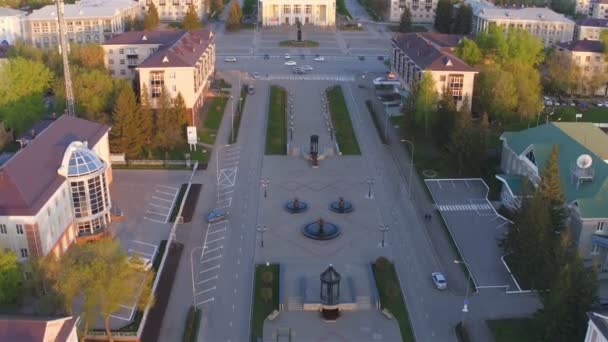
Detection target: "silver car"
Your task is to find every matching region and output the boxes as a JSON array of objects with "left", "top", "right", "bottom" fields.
[{"left": 432, "top": 272, "right": 447, "bottom": 290}]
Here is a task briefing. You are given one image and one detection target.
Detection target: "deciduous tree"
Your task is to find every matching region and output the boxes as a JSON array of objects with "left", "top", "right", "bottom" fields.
[
  {"left": 226, "top": 2, "right": 243, "bottom": 31},
  {"left": 182, "top": 4, "right": 202, "bottom": 30},
  {"left": 434, "top": 0, "right": 453, "bottom": 33},
  {"left": 411, "top": 73, "right": 438, "bottom": 137},
  {"left": 474, "top": 64, "right": 518, "bottom": 121},
  {"left": 55, "top": 67, "right": 114, "bottom": 123},
  {"left": 455, "top": 37, "right": 482, "bottom": 65},
  {"left": 398, "top": 7, "right": 412, "bottom": 32},
  {"left": 544, "top": 51, "right": 581, "bottom": 95},
  {"left": 0, "top": 250, "right": 22, "bottom": 305},
  {"left": 505, "top": 61, "right": 543, "bottom": 120},
  {"left": 210, "top": 0, "right": 224, "bottom": 14},
  {"left": 143, "top": 2, "right": 160, "bottom": 30},
  {"left": 69, "top": 43, "right": 105, "bottom": 69},
  {"left": 139, "top": 84, "right": 155, "bottom": 155},
  {"left": 433, "top": 90, "right": 457, "bottom": 148}
]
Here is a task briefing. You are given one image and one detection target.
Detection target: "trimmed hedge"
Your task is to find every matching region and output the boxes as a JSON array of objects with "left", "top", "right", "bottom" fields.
[
  {"left": 455, "top": 322, "right": 471, "bottom": 342},
  {"left": 183, "top": 306, "right": 202, "bottom": 342}
]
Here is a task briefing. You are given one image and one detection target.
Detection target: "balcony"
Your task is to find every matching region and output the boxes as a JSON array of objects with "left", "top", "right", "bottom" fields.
[
  {"left": 126, "top": 54, "right": 138, "bottom": 59},
  {"left": 151, "top": 79, "right": 164, "bottom": 85}
]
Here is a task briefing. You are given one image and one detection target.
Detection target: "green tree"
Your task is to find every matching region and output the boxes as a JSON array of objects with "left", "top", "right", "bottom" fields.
[
  {"left": 544, "top": 51, "right": 581, "bottom": 95},
  {"left": 55, "top": 67, "right": 114, "bottom": 123},
  {"left": 43, "top": 238, "right": 155, "bottom": 341},
  {"left": 601, "top": 30, "right": 608, "bottom": 55},
  {"left": 455, "top": 37, "right": 482, "bottom": 65},
  {"left": 503, "top": 29, "right": 545, "bottom": 66},
  {"left": 505, "top": 61, "right": 544, "bottom": 120},
  {"left": 124, "top": 16, "right": 144, "bottom": 31},
  {"left": 226, "top": 2, "right": 243, "bottom": 31},
  {"left": 182, "top": 4, "right": 202, "bottom": 30},
  {"left": 143, "top": 2, "right": 160, "bottom": 30},
  {"left": 6, "top": 40, "right": 45, "bottom": 62},
  {"left": 411, "top": 73, "right": 438, "bottom": 137},
  {"left": 474, "top": 64, "right": 518, "bottom": 121},
  {"left": 398, "top": 7, "right": 412, "bottom": 33},
  {"left": 210, "top": 0, "right": 224, "bottom": 14},
  {"left": 69, "top": 43, "right": 106, "bottom": 69},
  {"left": 452, "top": 4, "right": 472, "bottom": 34},
  {"left": 0, "top": 122, "right": 10, "bottom": 151},
  {"left": 0, "top": 0, "right": 21, "bottom": 8},
  {"left": 139, "top": 84, "right": 155, "bottom": 155},
  {"left": 538, "top": 145, "right": 567, "bottom": 232},
  {"left": 110, "top": 84, "right": 144, "bottom": 158},
  {"left": 550, "top": 0, "right": 574, "bottom": 15},
  {"left": 434, "top": 0, "right": 453, "bottom": 33},
  {"left": 446, "top": 114, "right": 486, "bottom": 176},
  {"left": 0, "top": 250, "right": 22, "bottom": 305},
  {"left": 153, "top": 87, "right": 173, "bottom": 150},
  {"left": 166, "top": 92, "right": 188, "bottom": 148},
  {"left": 433, "top": 90, "right": 457, "bottom": 148}
]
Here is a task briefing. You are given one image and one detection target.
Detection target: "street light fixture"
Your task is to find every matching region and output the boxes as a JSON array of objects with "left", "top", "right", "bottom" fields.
[
  {"left": 454, "top": 260, "right": 472, "bottom": 327},
  {"left": 257, "top": 225, "right": 267, "bottom": 247},
  {"left": 366, "top": 177, "right": 375, "bottom": 198},
  {"left": 379, "top": 225, "right": 389, "bottom": 247},
  {"left": 400, "top": 139, "right": 415, "bottom": 199},
  {"left": 260, "top": 178, "right": 270, "bottom": 198}
]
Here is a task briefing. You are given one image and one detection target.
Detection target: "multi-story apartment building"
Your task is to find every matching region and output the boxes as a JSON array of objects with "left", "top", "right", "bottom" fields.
[
  {"left": 260, "top": 0, "right": 336, "bottom": 26},
  {"left": 472, "top": 7, "right": 575, "bottom": 46},
  {"left": 391, "top": 33, "right": 477, "bottom": 110},
  {"left": 556, "top": 40, "right": 608, "bottom": 96},
  {"left": 24, "top": 0, "right": 140, "bottom": 48},
  {"left": 387, "top": 0, "right": 437, "bottom": 23},
  {"left": 497, "top": 123, "right": 608, "bottom": 273},
  {"left": 593, "top": 0, "right": 608, "bottom": 19},
  {"left": 103, "top": 29, "right": 215, "bottom": 125},
  {"left": 138, "top": 0, "right": 205, "bottom": 21},
  {"left": 575, "top": 18, "right": 608, "bottom": 40},
  {"left": 0, "top": 7, "right": 26, "bottom": 44},
  {"left": 0, "top": 115, "right": 113, "bottom": 260}
]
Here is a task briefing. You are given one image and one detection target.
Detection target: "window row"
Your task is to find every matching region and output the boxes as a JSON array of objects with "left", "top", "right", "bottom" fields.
[{"left": 0, "top": 224, "right": 24, "bottom": 235}]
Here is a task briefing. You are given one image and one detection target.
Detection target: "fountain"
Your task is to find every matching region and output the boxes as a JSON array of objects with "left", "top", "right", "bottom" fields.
[
  {"left": 329, "top": 197, "right": 354, "bottom": 213},
  {"left": 284, "top": 197, "right": 309, "bottom": 213},
  {"left": 302, "top": 218, "right": 341, "bottom": 240}
]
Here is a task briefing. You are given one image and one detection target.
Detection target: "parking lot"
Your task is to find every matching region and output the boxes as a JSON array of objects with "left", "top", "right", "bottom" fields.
[{"left": 425, "top": 178, "right": 518, "bottom": 291}]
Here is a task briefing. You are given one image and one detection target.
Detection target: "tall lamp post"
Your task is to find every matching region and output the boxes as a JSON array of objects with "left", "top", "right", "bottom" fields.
[
  {"left": 379, "top": 225, "right": 389, "bottom": 247},
  {"left": 257, "top": 225, "right": 267, "bottom": 247},
  {"left": 366, "top": 177, "right": 375, "bottom": 198},
  {"left": 454, "top": 260, "right": 472, "bottom": 327},
  {"left": 190, "top": 246, "right": 204, "bottom": 307},
  {"left": 400, "top": 139, "right": 415, "bottom": 199},
  {"left": 260, "top": 178, "right": 270, "bottom": 198}
]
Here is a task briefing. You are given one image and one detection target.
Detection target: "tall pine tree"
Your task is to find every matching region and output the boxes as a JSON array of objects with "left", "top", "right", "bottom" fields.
[
  {"left": 110, "top": 85, "right": 143, "bottom": 159},
  {"left": 399, "top": 7, "right": 412, "bottom": 33},
  {"left": 143, "top": 3, "right": 160, "bottom": 30},
  {"left": 539, "top": 145, "right": 567, "bottom": 232},
  {"left": 452, "top": 4, "right": 472, "bottom": 34},
  {"left": 434, "top": 0, "right": 453, "bottom": 33},
  {"left": 182, "top": 4, "right": 203, "bottom": 30},
  {"left": 138, "top": 84, "right": 154, "bottom": 156}
]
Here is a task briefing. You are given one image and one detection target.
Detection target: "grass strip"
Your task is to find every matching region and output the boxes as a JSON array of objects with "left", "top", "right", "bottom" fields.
[
  {"left": 265, "top": 86, "right": 287, "bottom": 155},
  {"left": 183, "top": 306, "right": 202, "bottom": 342},
  {"left": 169, "top": 184, "right": 187, "bottom": 223},
  {"left": 372, "top": 258, "right": 415, "bottom": 342},
  {"left": 278, "top": 40, "right": 319, "bottom": 47},
  {"left": 229, "top": 84, "right": 248, "bottom": 144},
  {"left": 203, "top": 96, "right": 228, "bottom": 131},
  {"left": 326, "top": 85, "right": 361, "bottom": 155},
  {"left": 336, "top": 0, "right": 352, "bottom": 18},
  {"left": 250, "top": 264, "right": 280, "bottom": 342},
  {"left": 365, "top": 100, "right": 387, "bottom": 144},
  {"left": 487, "top": 318, "right": 539, "bottom": 342}
]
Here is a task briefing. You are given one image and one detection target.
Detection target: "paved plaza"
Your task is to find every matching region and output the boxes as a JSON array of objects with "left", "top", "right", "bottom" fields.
[{"left": 425, "top": 179, "right": 518, "bottom": 291}]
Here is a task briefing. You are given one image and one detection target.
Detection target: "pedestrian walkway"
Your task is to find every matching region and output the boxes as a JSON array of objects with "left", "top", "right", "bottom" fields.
[{"left": 438, "top": 203, "right": 493, "bottom": 211}]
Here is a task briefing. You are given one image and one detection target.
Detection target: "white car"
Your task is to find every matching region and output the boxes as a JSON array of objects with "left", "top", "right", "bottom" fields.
[
  {"left": 284, "top": 53, "right": 291, "bottom": 59},
  {"left": 224, "top": 56, "right": 237, "bottom": 62},
  {"left": 251, "top": 72, "right": 260, "bottom": 79},
  {"left": 314, "top": 56, "right": 325, "bottom": 62},
  {"left": 431, "top": 272, "right": 447, "bottom": 290},
  {"left": 285, "top": 60, "right": 297, "bottom": 66},
  {"left": 302, "top": 65, "right": 314, "bottom": 71}
]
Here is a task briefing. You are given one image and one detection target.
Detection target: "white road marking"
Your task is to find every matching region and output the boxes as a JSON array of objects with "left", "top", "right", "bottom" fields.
[
  {"left": 144, "top": 217, "right": 165, "bottom": 223},
  {"left": 197, "top": 276, "right": 218, "bottom": 284},
  {"left": 206, "top": 237, "right": 225, "bottom": 245},
  {"left": 194, "top": 286, "right": 217, "bottom": 296},
  {"left": 159, "top": 185, "right": 178, "bottom": 190},
  {"left": 152, "top": 196, "right": 173, "bottom": 202},
  {"left": 197, "top": 297, "right": 215, "bottom": 305},
  {"left": 149, "top": 203, "right": 171, "bottom": 210},
  {"left": 208, "top": 227, "right": 227, "bottom": 235},
  {"left": 202, "top": 255, "right": 222, "bottom": 263},
  {"left": 155, "top": 190, "right": 175, "bottom": 196},
  {"left": 146, "top": 209, "right": 169, "bottom": 216},
  {"left": 200, "top": 265, "right": 221, "bottom": 273},
  {"left": 203, "top": 246, "right": 223, "bottom": 254}
]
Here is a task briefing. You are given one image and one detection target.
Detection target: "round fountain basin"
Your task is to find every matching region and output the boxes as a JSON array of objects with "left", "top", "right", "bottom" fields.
[
  {"left": 302, "top": 222, "right": 341, "bottom": 240},
  {"left": 284, "top": 201, "right": 309, "bottom": 213},
  {"left": 329, "top": 201, "right": 354, "bottom": 213}
]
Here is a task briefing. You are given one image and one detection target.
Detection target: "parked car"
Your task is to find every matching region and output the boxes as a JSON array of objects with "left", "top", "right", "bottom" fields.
[
  {"left": 358, "top": 56, "right": 366, "bottom": 61},
  {"left": 251, "top": 72, "right": 260, "bottom": 79},
  {"left": 206, "top": 208, "right": 228, "bottom": 223},
  {"left": 247, "top": 85, "right": 255, "bottom": 94},
  {"left": 224, "top": 57, "right": 237, "bottom": 62},
  {"left": 314, "top": 56, "right": 325, "bottom": 62},
  {"left": 284, "top": 53, "right": 291, "bottom": 59},
  {"left": 292, "top": 67, "right": 305, "bottom": 74},
  {"left": 431, "top": 272, "right": 447, "bottom": 290},
  {"left": 377, "top": 56, "right": 384, "bottom": 61},
  {"left": 263, "top": 54, "right": 270, "bottom": 60},
  {"left": 285, "top": 60, "right": 297, "bottom": 66},
  {"left": 545, "top": 100, "right": 553, "bottom": 106},
  {"left": 302, "top": 65, "right": 314, "bottom": 71}
]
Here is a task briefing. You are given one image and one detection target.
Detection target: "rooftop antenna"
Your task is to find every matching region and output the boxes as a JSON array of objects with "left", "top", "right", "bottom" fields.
[{"left": 55, "top": 0, "right": 75, "bottom": 117}]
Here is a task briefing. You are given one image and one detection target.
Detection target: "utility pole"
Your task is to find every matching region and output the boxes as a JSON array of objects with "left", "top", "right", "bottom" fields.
[{"left": 55, "top": 0, "right": 75, "bottom": 116}]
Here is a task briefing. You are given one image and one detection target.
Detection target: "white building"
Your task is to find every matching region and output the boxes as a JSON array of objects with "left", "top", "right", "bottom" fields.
[
  {"left": 138, "top": 0, "right": 205, "bottom": 21},
  {"left": 260, "top": 0, "right": 336, "bottom": 26},
  {"left": 24, "top": 0, "right": 140, "bottom": 48},
  {"left": 575, "top": 18, "right": 608, "bottom": 40},
  {"left": 472, "top": 7, "right": 575, "bottom": 46},
  {"left": 0, "top": 7, "right": 26, "bottom": 44},
  {"left": 0, "top": 116, "right": 113, "bottom": 260},
  {"left": 593, "top": 0, "right": 608, "bottom": 18},
  {"left": 387, "top": 0, "right": 438, "bottom": 24}
]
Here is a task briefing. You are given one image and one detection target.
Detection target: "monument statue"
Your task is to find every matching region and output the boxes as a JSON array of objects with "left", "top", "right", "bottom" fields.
[{"left": 296, "top": 18, "right": 302, "bottom": 42}]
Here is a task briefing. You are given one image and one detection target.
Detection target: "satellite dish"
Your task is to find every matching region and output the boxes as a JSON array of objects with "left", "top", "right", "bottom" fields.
[{"left": 576, "top": 154, "right": 593, "bottom": 169}]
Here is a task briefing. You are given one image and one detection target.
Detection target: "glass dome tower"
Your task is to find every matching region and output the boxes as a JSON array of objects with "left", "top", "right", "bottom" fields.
[{"left": 58, "top": 141, "right": 112, "bottom": 238}]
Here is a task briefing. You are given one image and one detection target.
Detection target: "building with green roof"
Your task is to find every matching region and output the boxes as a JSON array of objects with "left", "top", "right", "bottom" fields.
[{"left": 497, "top": 122, "right": 608, "bottom": 269}]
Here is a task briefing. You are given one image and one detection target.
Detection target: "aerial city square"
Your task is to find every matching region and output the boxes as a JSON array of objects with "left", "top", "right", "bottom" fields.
[{"left": 0, "top": 0, "right": 607, "bottom": 341}]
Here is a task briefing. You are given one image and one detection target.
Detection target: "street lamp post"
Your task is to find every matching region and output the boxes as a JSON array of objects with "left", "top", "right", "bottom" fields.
[
  {"left": 400, "top": 139, "right": 415, "bottom": 199},
  {"left": 454, "top": 260, "right": 472, "bottom": 327},
  {"left": 366, "top": 177, "right": 375, "bottom": 198},
  {"left": 257, "top": 225, "right": 267, "bottom": 247},
  {"left": 379, "top": 225, "right": 389, "bottom": 247},
  {"left": 190, "top": 246, "right": 204, "bottom": 307},
  {"left": 260, "top": 178, "right": 270, "bottom": 198}
]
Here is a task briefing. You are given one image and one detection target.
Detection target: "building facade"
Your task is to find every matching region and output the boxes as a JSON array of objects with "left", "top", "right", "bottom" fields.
[
  {"left": 104, "top": 29, "right": 215, "bottom": 125},
  {"left": 497, "top": 123, "right": 608, "bottom": 273},
  {"left": 0, "top": 315, "right": 79, "bottom": 342},
  {"left": 556, "top": 40, "right": 608, "bottom": 96},
  {"left": 260, "top": 0, "right": 335, "bottom": 26},
  {"left": 575, "top": 18, "right": 608, "bottom": 40},
  {"left": 391, "top": 33, "right": 477, "bottom": 110},
  {"left": 387, "top": 0, "right": 438, "bottom": 23},
  {"left": 24, "top": 0, "right": 140, "bottom": 48},
  {"left": 593, "top": 0, "right": 608, "bottom": 18},
  {"left": 472, "top": 7, "right": 575, "bottom": 46},
  {"left": 0, "top": 7, "right": 26, "bottom": 44},
  {"left": 0, "top": 116, "right": 112, "bottom": 260},
  {"left": 138, "top": 0, "right": 205, "bottom": 21}
]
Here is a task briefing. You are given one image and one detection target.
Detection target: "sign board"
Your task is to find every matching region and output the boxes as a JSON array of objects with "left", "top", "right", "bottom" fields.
[
  {"left": 576, "top": 113, "right": 583, "bottom": 119},
  {"left": 187, "top": 126, "right": 197, "bottom": 145}
]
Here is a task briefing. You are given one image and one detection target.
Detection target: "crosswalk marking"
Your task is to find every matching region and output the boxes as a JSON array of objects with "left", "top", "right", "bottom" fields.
[
  {"left": 438, "top": 203, "right": 493, "bottom": 212},
  {"left": 251, "top": 74, "right": 356, "bottom": 82}
]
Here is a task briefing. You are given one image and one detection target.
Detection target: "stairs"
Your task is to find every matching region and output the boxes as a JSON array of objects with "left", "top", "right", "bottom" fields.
[
  {"left": 287, "top": 296, "right": 303, "bottom": 311},
  {"left": 356, "top": 296, "right": 372, "bottom": 310}
]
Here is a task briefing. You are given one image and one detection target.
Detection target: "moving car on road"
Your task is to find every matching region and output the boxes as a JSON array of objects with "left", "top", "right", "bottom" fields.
[
  {"left": 284, "top": 53, "right": 291, "bottom": 59},
  {"left": 264, "top": 54, "right": 270, "bottom": 60},
  {"left": 224, "top": 57, "right": 237, "bottom": 62},
  {"left": 358, "top": 56, "right": 366, "bottom": 61},
  {"left": 285, "top": 60, "right": 297, "bottom": 66},
  {"left": 432, "top": 272, "right": 447, "bottom": 290},
  {"left": 207, "top": 208, "right": 228, "bottom": 223},
  {"left": 302, "top": 65, "right": 314, "bottom": 71},
  {"left": 314, "top": 56, "right": 325, "bottom": 62}
]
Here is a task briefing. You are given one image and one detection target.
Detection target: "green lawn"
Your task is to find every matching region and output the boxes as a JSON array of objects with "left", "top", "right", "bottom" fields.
[
  {"left": 250, "top": 264, "right": 279, "bottom": 342},
  {"left": 265, "top": 86, "right": 287, "bottom": 155},
  {"left": 372, "top": 258, "right": 415, "bottom": 342},
  {"left": 203, "top": 96, "right": 228, "bottom": 130},
  {"left": 336, "top": 0, "right": 352, "bottom": 18},
  {"left": 488, "top": 318, "right": 540, "bottom": 342},
  {"left": 553, "top": 106, "right": 608, "bottom": 123},
  {"left": 278, "top": 40, "right": 319, "bottom": 47},
  {"left": 326, "top": 85, "right": 361, "bottom": 155}
]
